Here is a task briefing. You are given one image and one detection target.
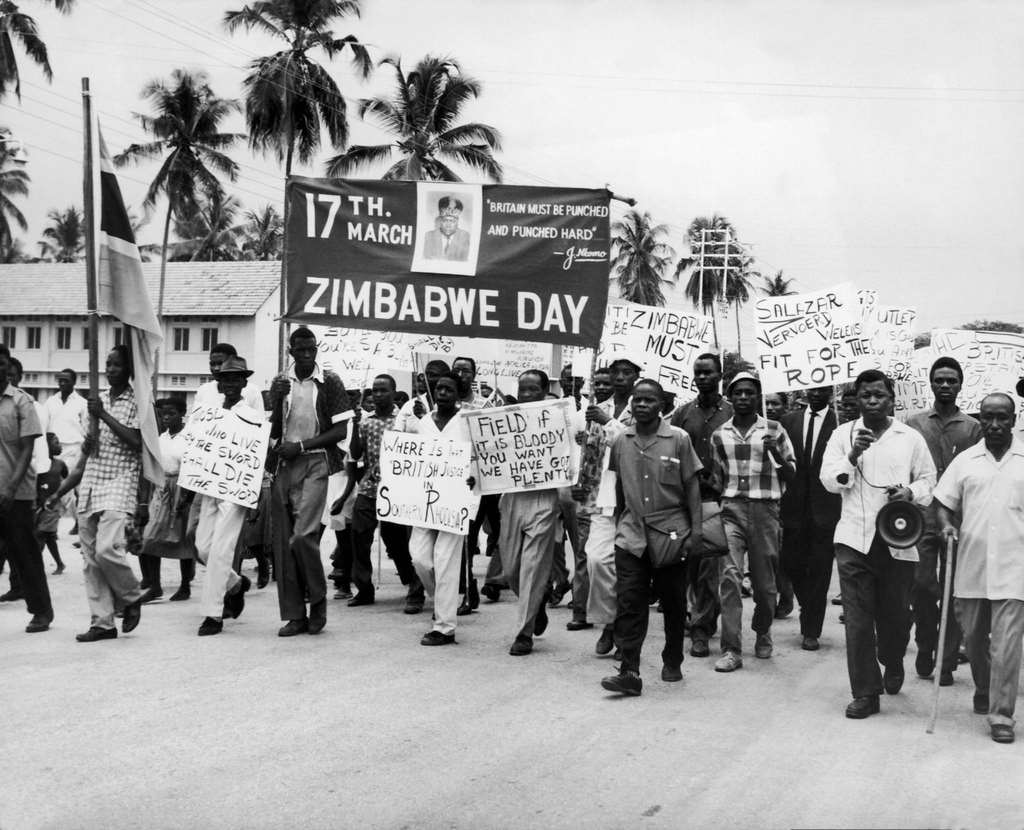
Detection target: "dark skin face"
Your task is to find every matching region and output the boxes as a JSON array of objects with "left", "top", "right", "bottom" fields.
[
  {"left": 693, "top": 358, "right": 722, "bottom": 398},
  {"left": 805, "top": 386, "right": 833, "bottom": 412},
  {"left": 434, "top": 377, "right": 459, "bottom": 415},
  {"left": 209, "top": 351, "right": 231, "bottom": 375},
  {"left": 764, "top": 393, "right": 786, "bottom": 420},
  {"left": 158, "top": 405, "right": 184, "bottom": 434},
  {"left": 517, "top": 373, "right": 546, "bottom": 404},
  {"left": 289, "top": 336, "right": 318, "bottom": 377},
  {"left": 856, "top": 379, "right": 893, "bottom": 426},
  {"left": 559, "top": 367, "right": 583, "bottom": 397},
  {"left": 630, "top": 382, "right": 663, "bottom": 426},
  {"left": 216, "top": 372, "right": 248, "bottom": 408},
  {"left": 371, "top": 377, "right": 395, "bottom": 414},
  {"left": 610, "top": 362, "right": 639, "bottom": 398},
  {"left": 931, "top": 367, "right": 962, "bottom": 407},
  {"left": 452, "top": 359, "right": 475, "bottom": 398},
  {"left": 105, "top": 350, "right": 129, "bottom": 391},
  {"left": 56, "top": 373, "right": 74, "bottom": 397},
  {"left": 729, "top": 380, "right": 760, "bottom": 418},
  {"left": 591, "top": 372, "right": 612, "bottom": 403},
  {"left": 979, "top": 396, "right": 1015, "bottom": 453}
]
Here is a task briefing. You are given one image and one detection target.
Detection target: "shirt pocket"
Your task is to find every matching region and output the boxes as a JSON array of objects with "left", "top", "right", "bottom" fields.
[
  {"left": 659, "top": 455, "right": 681, "bottom": 485},
  {"left": 0, "top": 411, "right": 20, "bottom": 444},
  {"left": 1009, "top": 482, "right": 1024, "bottom": 512}
]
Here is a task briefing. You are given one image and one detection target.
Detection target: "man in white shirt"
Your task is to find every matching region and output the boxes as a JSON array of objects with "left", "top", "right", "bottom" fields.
[
  {"left": 821, "top": 369, "right": 936, "bottom": 719},
  {"left": 44, "top": 369, "right": 88, "bottom": 520},
  {"left": 193, "top": 342, "right": 264, "bottom": 412},
  {"left": 935, "top": 392, "right": 1024, "bottom": 744}
]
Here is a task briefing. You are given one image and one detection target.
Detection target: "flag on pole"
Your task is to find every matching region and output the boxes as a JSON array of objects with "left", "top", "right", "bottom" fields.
[{"left": 94, "top": 125, "right": 164, "bottom": 486}]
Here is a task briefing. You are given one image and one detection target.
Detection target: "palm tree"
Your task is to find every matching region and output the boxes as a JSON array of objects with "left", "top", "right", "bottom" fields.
[
  {"left": 326, "top": 55, "right": 502, "bottom": 182},
  {"left": 0, "top": 235, "right": 29, "bottom": 262},
  {"left": 170, "top": 192, "right": 244, "bottom": 262},
  {"left": 0, "top": 0, "right": 74, "bottom": 101},
  {"left": 38, "top": 205, "right": 84, "bottom": 261},
  {"left": 609, "top": 209, "right": 676, "bottom": 307},
  {"left": 760, "top": 270, "right": 797, "bottom": 297},
  {"left": 0, "top": 130, "right": 28, "bottom": 249},
  {"left": 224, "top": 0, "right": 372, "bottom": 178},
  {"left": 114, "top": 69, "right": 243, "bottom": 317},
  {"left": 238, "top": 203, "right": 283, "bottom": 260}
]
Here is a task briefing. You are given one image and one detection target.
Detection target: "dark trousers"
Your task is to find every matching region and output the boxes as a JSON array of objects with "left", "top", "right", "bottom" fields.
[
  {"left": 781, "top": 520, "right": 836, "bottom": 638},
  {"left": 0, "top": 500, "right": 53, "bottom": 618},
  {"left": 686, "top": 553, "right": 719, "bottom": 640},
  {"left": 614, "top": 546, "right": 688, "bottom": 674},
  {"left": 331, "top": 524, "right": 353, "bottom": 589},
  {"left": 351, "top": 493, "right": 421, "bottom": 599},
  {"left": 835, "top": 538, "right": 915, "bottom": 698},
  {"left": 912, "top": 531, "right": 961, "bottom": 674}
]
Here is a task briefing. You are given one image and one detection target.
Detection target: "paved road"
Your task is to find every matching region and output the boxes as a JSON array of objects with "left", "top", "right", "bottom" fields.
[{"left": 2, "top": 527, "right": 1022, "bottom": 830}]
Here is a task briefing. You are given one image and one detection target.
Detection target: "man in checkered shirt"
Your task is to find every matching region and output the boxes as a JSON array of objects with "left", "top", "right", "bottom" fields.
[{"left": 710, "top": 372, "right": 796, "bottom": 672}]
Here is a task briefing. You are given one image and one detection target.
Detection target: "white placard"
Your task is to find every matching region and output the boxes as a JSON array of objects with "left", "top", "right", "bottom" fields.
[{"left": 179, "top": 405, "right": 270, "bottom": 509}]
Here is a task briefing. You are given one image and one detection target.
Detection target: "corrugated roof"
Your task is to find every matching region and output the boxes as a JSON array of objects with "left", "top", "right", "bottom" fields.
[{"left": 0, "top": 262, "right": 280, "bottom": 316}]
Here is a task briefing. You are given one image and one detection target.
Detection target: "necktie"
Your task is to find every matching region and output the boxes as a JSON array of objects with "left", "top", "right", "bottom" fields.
[{"left": 803, "top": 410, "right": 817, "bottom": 468}]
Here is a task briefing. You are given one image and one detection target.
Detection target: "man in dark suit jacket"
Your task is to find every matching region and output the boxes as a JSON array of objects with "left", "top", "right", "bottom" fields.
[
  {"left": 779, "top": 386, "right": 842, "bottom": 651},
  {"left": 424, "top": 196, "right": 471, "bottom": 261}
]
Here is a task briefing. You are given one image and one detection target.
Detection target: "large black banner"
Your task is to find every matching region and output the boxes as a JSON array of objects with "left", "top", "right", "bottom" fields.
[{"left": 283, "top": 177, "right": 611, "bottom": 347}]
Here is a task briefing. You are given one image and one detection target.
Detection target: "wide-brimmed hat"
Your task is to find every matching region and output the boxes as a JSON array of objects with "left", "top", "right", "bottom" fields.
[{"left": 215, "top": 356, "right": 254, "bottom": 377}]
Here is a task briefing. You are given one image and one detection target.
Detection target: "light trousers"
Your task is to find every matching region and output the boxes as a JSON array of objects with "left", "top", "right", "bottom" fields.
[
  {"left": 955, "top": 597, "right": 1024, "bottom": 728},
  {"left": 585, "top": 512, "right": 617, "bottom": 626},
  {"left": 500, "top": 489, "right": 559, "bottom": 640},
  {"left": 410, "top": 528, "right": 464, "bottom": 636},
  {"left": 720, "top": 498, "right": 781, "bottom": 654},
  {"left": 79, "top": 509, "right": 143, "bottom": 630},
  {"left": 195, "top": 495, "right": 246, "bottom": 619}
]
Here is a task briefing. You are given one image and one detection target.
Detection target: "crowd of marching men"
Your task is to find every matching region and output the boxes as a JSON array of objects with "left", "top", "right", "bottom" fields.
[{"left": 1, "top": 330, "right": 1023, "bottom": 744}]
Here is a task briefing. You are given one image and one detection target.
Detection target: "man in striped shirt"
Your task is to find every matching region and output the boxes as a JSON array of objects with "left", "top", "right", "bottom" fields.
[{"left": 710, "top": 372, "right": 796, "bottom": 672}]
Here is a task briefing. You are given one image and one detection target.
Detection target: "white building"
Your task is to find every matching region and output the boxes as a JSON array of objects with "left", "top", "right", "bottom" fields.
[{"left": 0, "top": 262, "right": 281, "bottom": 405}]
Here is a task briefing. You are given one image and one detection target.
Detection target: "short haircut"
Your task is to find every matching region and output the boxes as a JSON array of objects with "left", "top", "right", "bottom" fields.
[
  {"left": 929, "top": 356, "right": 964, "bottom": 383},
  {"left": 593, "top": 366, "right": 611, "bottom": 376},
  {"left": 374, "top": 373, "right": 397, "bottom": 391},
  {"left": 424, "top": 359, "right": 450, "bottom": 374},
  {"left": 394, "top": 391, "right": 410, "bottom": 406},
  {"left": 59, "top": 368, "right": 78, "bottom": 383},
  {"left": 981, "top": 392, "right": 1016, "bottom": 413},
  {"left": 209, "top": 342, "right": 237, "bottom": 357},
  {"left": 438, "top": 196, "right": 464, "bottom": 213},
  {"left": 609, "top": 357, "right": 641, "bottom": 373},
  {"left": 854, "top": 368, "right": 894, "bottom": 395},
  {"left": 695, "top": 352, "right": 722, "bottom": 373},
  {"left": 155, "top": 397, "right": 187, "bottom": 414},
  {"left": 0, "top": 344, "right": 9, "bottom": 360},
  {"left": 436, "top": 371, "right": 461, "bottom": 388},
  {"left": 520, "top": 368, "right": 549, "bottom": 389},
  {"left": 110, "top": 343, "right": 135, "bottom": 379},
  {"left": 453, "top": 356, "right": 477, "bottom": 374},
  {"left": 634, "top": 378, "right": 665, "bottom": 397},
  {"left": 289, "top": 327, "right": 316, "bottom": 346},
  {"left": 8, "top": 355, "right": 22, "bottom": 375},
  {"left": 766, "top": 391, "right": 789, "bottom": 405}
]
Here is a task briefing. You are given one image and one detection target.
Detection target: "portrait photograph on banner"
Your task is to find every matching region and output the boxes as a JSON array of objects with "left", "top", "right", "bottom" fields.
[{"left": 411, "top": 182, "right": 483, "bottom": 277}]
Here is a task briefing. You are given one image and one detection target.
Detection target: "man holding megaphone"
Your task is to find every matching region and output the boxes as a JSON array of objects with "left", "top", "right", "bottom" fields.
[{"left": 821, "top": 369, "right": 937, "bottom": 720}]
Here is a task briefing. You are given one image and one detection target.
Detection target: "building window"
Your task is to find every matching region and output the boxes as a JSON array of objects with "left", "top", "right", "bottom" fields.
[
  {"left": 24, "top": 372, "right": 40, "bottom": 384},
  {"left": 26, "top": 327, "right": 42, "bottom": 349},
  {"left": 1, "top": 326, "right": 14, "bottom": 348},
  {"left": 56, "top": 327, "right": 72, "bottom": 350},
  {"left": 114, "top": 328, "right": 125, "bottom": 347},
  {"left": 201, "top": 327, "right": 219, "bottom": 352},
  {"left": 81, "top": 327, "right": 90, "bottom": 350},
  {"left": 173, "top": 328, "right": 190, "bottom": 352},
  {"left": 170, "top": 375, "right": 187, "bottom": 387}
]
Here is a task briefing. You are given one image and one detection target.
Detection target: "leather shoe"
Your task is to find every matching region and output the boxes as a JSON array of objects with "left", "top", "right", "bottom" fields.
[
  {"left": 566, "top": 620, "right": 593, "bottom": 631},
  {"left": 845, "top": 695, "right": 880, "bottom": 719},
  {"left": 308, "top": 599, "right": 327, "bottom": 634},
  {"left": 121, "top": 600, "right": 142, "bottom": 634},
  {"left": 754, "top": 633, "right": 773, "bottom": 659},
  {"left": 456, "top": 600, "right": 474, "bottom": 616},
  {"left": 25, "top": 614, "right": 53, "bottom": 633},
  {"left": 690, "top": 638, "right": 710, "bottom": 657},
  {"left": 278, "top": 619, "right": 309, "bottom": 637},
  {"left": 939, "top": 670, "right": 954, "bottom": 687},
  {"left": 0, "top": 590, "right": 25, "bottom": 602},
  {"left": 973, "top": 693, "right": 990, "bottom": 715},
  {"left": 774, "top": 602, "right": 793, "bottom": 619},
  {"left": 404, "top": 598, "right": 425, "bottom": 614},
  {"left": 169, "top": 585, "right": 191, "bottom": 601},
  {"left": 595, "top": 627, "right": 615, "bottom": 656},
  {"left": 198, "top": 617, "right": 223, "bottom": 636},
  {"left": 140, "top": 587, "right": 163, "bottom": 603},
  {"left": 601, "top": 669, "right": 642, "bottom": 696},
  {"left": 915, "top": 649, "right": 935, "bottom": 678},
  {"left": 480, "top": 583, "right": 502, "bottom": 602},
  {"left": 421, "top": 630, "right": 456, "bottom": 646},
  {"left": 76, "top": 626, "right": 117, "bottom": 642},
  {"left": 991, "top": 724, "right": 1015, "bottom": 744},
  {"left": 534, "top": 604, "right": 549, "bottom": 636},
  {"left": 509, "top": 635, "right": 533, "bottom": 656},
  {"left": 883, "top": 663, "right": 905, "bottom": 695},
  {"left": 661, "top": 664, "right": 683, "bottom": 683},
  {"left": 347, "top": 592, "right": 375, "bottom": 607},
  {"left": 224, "top": 575, "right": 251, "bottom": 620},
  {"left": 801, "top": 636, "right": 820, "bottom": 651},
  {"left": 548, "top": 581, "right": 570, "bottom": 607}
]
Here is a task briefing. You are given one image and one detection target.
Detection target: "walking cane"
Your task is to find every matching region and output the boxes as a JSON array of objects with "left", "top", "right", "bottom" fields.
[{"left": 926, "top": 535, "right": 956, "bottom": 734}]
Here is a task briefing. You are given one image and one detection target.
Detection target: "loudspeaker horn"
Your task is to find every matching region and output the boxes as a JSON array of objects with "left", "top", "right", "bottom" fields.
[{"left": 876, "top": 500, "right": 924, "bottom": 549}]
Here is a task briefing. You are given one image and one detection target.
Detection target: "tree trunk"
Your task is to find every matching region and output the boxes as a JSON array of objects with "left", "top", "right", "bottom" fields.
[{"left": 734, "top": 300, "right": 742, "bottom": 357}]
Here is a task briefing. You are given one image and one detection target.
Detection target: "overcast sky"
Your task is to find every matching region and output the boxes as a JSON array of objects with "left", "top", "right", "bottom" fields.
[{"left": 4, "top": 0, "right": 1024, "bottom": 344}]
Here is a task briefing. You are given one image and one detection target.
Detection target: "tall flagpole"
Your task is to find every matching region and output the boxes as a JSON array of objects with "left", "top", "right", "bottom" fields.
[{"left": 82, "top": 77, "right": 100, "bottom": 442}]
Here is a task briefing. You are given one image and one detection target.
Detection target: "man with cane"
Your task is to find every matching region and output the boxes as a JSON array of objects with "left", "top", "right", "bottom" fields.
[{"left": 934, "top": 392, "right": 1024, "bottom": 743}]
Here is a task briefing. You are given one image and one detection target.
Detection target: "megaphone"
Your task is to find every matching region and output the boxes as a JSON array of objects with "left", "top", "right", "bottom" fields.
[{"left": 876, "top": 500, "right": 924, "bottom": 549}]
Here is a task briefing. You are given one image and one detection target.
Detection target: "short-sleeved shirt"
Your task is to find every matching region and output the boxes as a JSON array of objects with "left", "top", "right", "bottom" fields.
[
  {"left": 608, "top": 421, "right": 702, "bottom": 556},
  {"left": 79, "top": 386, "right": 141, "bottom": 515},
  {"left": 933, "top": 439, "right": 1024, "bottom": 601},
  {"left": 44, "top": 390, "right": 88, "bottom": 446},
  {"left": 670, "top": 395, "right": 733, "bottom": 473},
  {"left": 356, "top": 406, "right": 398, "bottom": 498},
  {"left": 0, "top": 384, "right": 43, "bottom": 500},
  {"left": 711, "top": 416, "right": 796, "bottom": 501},
  {"left": 158, "top": 429, "right": 186, "bottom": 477}
]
